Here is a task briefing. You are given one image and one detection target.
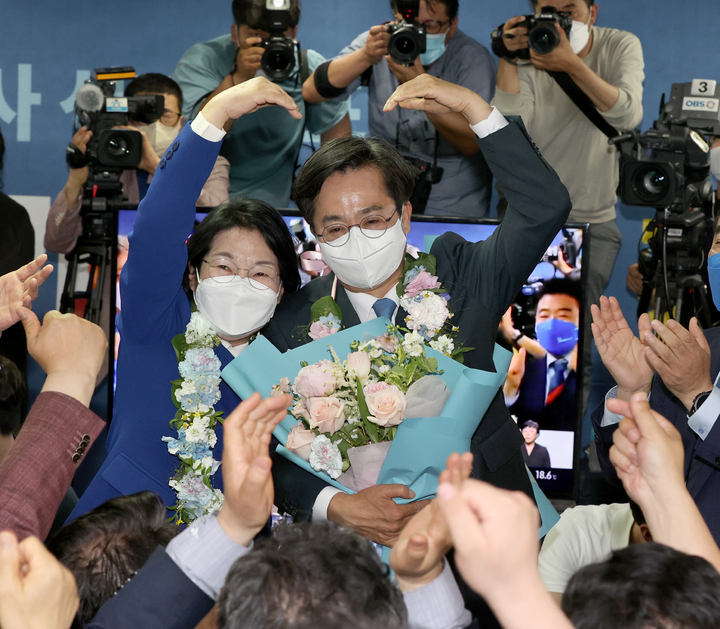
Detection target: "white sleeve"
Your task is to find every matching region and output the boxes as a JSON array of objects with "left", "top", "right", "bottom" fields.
[
  {"left": 190, "top": 111, "right": 227, "bottom": 142},
  {"left": 403, "top": 560, "right": 471, "bottom": 629},
  {"left": 311, "top": 486, "right": 344, "bottom": 521},
  {"left": 687, "top": 385, "right": 720, "bottom": 440},
  {"left": 469, "top": 106, "right": 509, "bottom": 139}
]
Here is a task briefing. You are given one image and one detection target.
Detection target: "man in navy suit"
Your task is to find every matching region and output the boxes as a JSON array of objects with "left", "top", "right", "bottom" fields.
[
  {"left": 591, "top": 219, "right": 720, "bottom": 542},
  {"left": 505, "top": 277, "right": 581, "bottom": 433},
  {"left": 263, "top": 74, "right": 571, "bottom": 544}
]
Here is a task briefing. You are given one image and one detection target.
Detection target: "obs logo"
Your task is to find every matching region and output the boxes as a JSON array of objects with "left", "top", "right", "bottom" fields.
[{"left": 683, "top": 97, "right": 719, "bottom": 111}]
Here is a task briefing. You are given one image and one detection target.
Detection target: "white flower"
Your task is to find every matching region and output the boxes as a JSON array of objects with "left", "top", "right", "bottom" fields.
[
  {"left": 308, "top": 435, "right": 343, "bottom": 479},
  {"left": 369, "top": 348, "right": 383, "bottom": 359},
  {"left": 402, "top": 291, "right": 450, "bottom": 335},
  {"left": 185, "top": 311, "right": 217, "bottom": 345},
  {"left": 378, "top": 364, "right": 390, "bottom": 374},
  {"left": 429, "top": 335, "right": 455, "bottom": 356},
  {"left": 402, "top": 331, "right": 425, "bottom": 357}
]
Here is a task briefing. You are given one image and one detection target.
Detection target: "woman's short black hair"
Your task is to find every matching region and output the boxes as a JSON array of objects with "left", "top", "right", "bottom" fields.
[{"left": 183, "top": 198, "right": 300, "bottom": 299}]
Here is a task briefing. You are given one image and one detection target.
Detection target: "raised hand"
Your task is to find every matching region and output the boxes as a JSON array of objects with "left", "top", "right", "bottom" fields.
[
  {"left": 216, "top": 392, "right": 292, "bottom": 547},
  {"left": 590, "top": 296, "right": 654, "bottom": 400},
  {"left": 390, "top": 452, "right": 472, "bottom": 591},
  {"left": 0, "top": 531, "right": 79, "bottom": 629},
  {"left": 0, "top": 255, "right": 54, "bottom": 333},
  {"left": 503, "top": 347, "right": 526, "bottom": 400},
  {"left": 202, "top": 76, "right": 302, "bottom": 130},
  {"left": 383, "top": 74, "right": 492, "bottom": 125},
  {"left": 641, "top": 317, "right": 713, "bottom": 411},
  {"left": 327, "top": 483, "right": 431, "bottom": 547}
]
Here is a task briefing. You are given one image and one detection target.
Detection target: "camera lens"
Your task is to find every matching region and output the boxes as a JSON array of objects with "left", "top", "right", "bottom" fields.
[
  {"left": 261, "top": 40, "right": 295, "bottom": 81},
  {"left": 106, "top": 135, "right": 130, "bottom": 158},
  {"left": 529, "top": 25, "right": 560, "bottom": 55},
  {"left": 632, "top": 165, "right": 671, "bottom": 204}
]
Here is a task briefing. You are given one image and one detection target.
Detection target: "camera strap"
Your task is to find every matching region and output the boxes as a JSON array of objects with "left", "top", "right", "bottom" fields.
[{"left": 548, "top": 70, "right": 619, "bottom": 139}]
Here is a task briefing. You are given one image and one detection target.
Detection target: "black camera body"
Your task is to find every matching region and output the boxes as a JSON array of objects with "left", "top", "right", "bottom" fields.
[
  {"left": 260, "top": 0, "right": 296, "bottom": 81},
  {"left": 491, "top": 6, "right": 572, "bottom": 61},
  {"left": 614, "top": 82, "right": 719, "bottom": 211},
  {"left": 69, "top": 67, "right": 163, "bottom": 176},
  {"left": 387, "top": 0, "right": 426, "bottom": 65}
]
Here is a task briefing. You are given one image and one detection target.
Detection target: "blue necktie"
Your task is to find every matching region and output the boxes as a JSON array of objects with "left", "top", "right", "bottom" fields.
[
  {"left": 372, "top": 298, "right": 395, "bottom": 321},
  {"left": 546, "top": 358, "right": 568, "bottom": 406}
]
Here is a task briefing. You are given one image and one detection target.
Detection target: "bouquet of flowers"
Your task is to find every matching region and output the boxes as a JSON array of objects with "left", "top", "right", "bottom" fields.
[{"left": 277, "top": 325, "right": 452, "bottom": 486}]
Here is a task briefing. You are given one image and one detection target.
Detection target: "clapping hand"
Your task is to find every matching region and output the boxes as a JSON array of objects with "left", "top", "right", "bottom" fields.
[
  {"left": 0, "top": 255, "right": 53, "bottom": 334},
  {"left": 390, "top": 452, "right": 472, "bottom": 591},
  {"left": 216, "top": 392, "right": 292, "bottom": 547},
  {"left": 591, "top": 296, "right": 654, "bottom": 400}
]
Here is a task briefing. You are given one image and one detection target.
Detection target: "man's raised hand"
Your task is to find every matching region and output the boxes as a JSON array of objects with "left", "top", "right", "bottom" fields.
[
  {"left": 216, "top": 392, "right": 292, "bottom": 547},
  {"left": 590, "top": 296, "right": 654, "bottom": 400},
  {"left": 383, "top": 75, "right": 492, "bottom": 125}
]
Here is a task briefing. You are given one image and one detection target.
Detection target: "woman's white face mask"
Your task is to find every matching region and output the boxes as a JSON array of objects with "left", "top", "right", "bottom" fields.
[{"left": 194, "top": 275, "right": 280, "bottom": 339}]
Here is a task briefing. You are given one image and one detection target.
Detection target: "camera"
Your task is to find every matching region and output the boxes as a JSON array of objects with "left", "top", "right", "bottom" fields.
[
  {"left": 68, "top": 67, "right": 163, "bottom": 178},
  {"left": 613, "top": 81, "right": 720, "bottom": 326},
  {"left": 387, "top": 0, "right": 426, "bottom": 65},
  {"left": 540, "top": 229, "right": 579, "bottom": 267},
  {"left": 260, "top": 0, "right": 297, "bottom": 81},
  {"left": 491, "top": 6, "right": 572, "bottom": 61}
]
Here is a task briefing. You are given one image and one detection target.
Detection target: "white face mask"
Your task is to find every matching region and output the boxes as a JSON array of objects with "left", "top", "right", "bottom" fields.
[
  {"left": 318, "top": 219, "right": 407, "bottom": 290},
  {"left": 569, "top": 16, "right": 592, "bottom": 55},
  {"left": 141, "top": 120, "right": 181, "bottom": 159},
  {"left": 420, "top": 33, "right": 447, "bottom": 66},
  {"left": 194, "top": 275, "right": 280, "bottom": 339},
  {"left": 711, "top": 146, "right": 720, "bottom": 180}
]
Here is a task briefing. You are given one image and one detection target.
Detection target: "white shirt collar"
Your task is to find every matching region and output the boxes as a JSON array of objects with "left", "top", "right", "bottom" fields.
[
  {"left": 220, "top": 339, "right": 249, "bottom": 358},
  {"left": 344, "top": 284, "right": 400, "bottom": 324}
]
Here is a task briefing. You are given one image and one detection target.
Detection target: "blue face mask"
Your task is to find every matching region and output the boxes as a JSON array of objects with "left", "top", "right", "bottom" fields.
[
  {"left": 420, "top": 33, "right": 447, "bottom": 66},
  {"left": 535, "top": 318, "right": 579, "bottom": 357},
  {"left": 708, "top": 254, "right": 720, "bottom": 310}
]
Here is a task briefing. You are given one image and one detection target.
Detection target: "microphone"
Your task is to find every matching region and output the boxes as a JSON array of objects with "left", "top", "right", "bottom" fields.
[{"left": 75, "top": 83, "right": 105, "bottom": 113}]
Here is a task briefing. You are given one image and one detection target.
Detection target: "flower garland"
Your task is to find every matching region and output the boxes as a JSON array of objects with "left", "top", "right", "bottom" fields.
[
  {"left": 308, "top": 252, "right": 472, "bottom": 362},
  {"left": 163, "top": 311, "right": 225, "bottom": 524}
]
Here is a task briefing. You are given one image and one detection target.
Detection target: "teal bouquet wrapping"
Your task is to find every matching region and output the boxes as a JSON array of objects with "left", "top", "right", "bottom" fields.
[{"left": 222, "top": 318, "right": 559, "bottom": 536}]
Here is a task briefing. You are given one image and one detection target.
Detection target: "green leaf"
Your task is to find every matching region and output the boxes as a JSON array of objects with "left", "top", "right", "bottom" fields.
[
  {"left": 170, "top": 379, "right": 183, "bottom": 410},
  {"left": 356, "top": 376, "right": 380, "bottom": 443},
  {"left": 310, "top": 295, "right": 343, "bottom": 323},
  {"left": 171, "top": 332, "right": 189, "bottom": 362}
]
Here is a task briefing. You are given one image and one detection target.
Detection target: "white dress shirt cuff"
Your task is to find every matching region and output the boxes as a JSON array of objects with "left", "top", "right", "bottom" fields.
[
  {"left": 166, "top": 514, "right": 250, "bottom": 600},
  {"left": 190, "top": 111, "right": 227, "bottom": 142},
  {"left": 312, "top": 486, "right": 344, "bottom": 521},
  {"left": 403, "top": 560, "right": 471, "bottom": 629},
  {"left": 469, "top": 106, "right": 509, "bottom": 139},
  {"left": 687, "top": 385, "right": 720, "bottom": 440},
  {"left": 600, "top": 385, "right": 652, "bottom": 427}
]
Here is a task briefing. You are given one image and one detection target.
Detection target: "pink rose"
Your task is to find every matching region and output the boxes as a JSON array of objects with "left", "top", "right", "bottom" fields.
[
  {"left": 270, "top": 377, "right": 292, "bottom": 397},
  {"left": 309, "top": 321, "right": 337, "bottom": 340},
  {"left": 294, "top": 360, "right": 338, "bottom": 398},
  {"left": 286, "top": 422, "right": 316, "bottom": 461},
  {"left": 405, "top": 270, "right": 441, "bottom": 298},
  {"left": 306, "top": 396, "right": 346, "bottom": 434},
  {"left": 363, "top": 382, "right": 406, "bottom": 427},
  {"left": 375, "top": 334, "right": 398, "bottom": 353},
  {"left": 347, "top": 351, "right": 371, "bottom": 380}
]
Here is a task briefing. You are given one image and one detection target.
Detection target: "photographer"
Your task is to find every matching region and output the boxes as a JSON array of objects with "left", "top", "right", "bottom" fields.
[
  {"left": 172, "top": 0, "right": 351, "bottom": 208},
  {"left": 301, "top": 0, "right": 496, "bottom": 217},
  {"left": 491, "top": 0, "right": 643, "bottom": 407}
]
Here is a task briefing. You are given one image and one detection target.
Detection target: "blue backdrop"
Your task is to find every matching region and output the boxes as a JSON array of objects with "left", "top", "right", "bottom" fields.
[{"left": 2, "top": 0, "right": 719, "bottom": 446}]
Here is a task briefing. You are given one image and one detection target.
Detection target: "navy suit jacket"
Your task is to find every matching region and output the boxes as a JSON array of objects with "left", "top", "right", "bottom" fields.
[
  {"left": 510, "top": 354, "right": 578, "bottom": 432},
  {"left": 263, "top": 118, "right": 572, "bottom": 520},
  {"left": 592, "top": 326, "right": 720, "bottom": 543}
]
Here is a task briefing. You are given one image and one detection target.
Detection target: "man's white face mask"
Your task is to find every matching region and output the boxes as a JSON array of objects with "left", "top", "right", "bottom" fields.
[
  {"left": 318, "top": 220, "right": 407, "bottom": 290},
  {"left": 141, "top": 120, "right": 181, "bottom": 159},
  {"left": 568, "top": 14, "right": 592, "bottom": 55}
]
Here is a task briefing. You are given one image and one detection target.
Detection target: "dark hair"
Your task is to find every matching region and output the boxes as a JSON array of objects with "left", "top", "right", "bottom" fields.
[
  {"left": 232, "top": 0, "right": 301, "bottom": 30},
  {"left": 217, "top": 521, "right": 407, "bottom": 629},
  {"left": 125, "top": 73, "right": 184, "bottom": 112},
  {"left": 628, "top": 499, "right": 646, "bottom": 527},
  {"left": 292, "top": 136, "right": 415, "bottom": 229},
  {"left": 47, "top": 491, "right": 178, "bottom": 628},
  {"left": 0, "top": 356, "right": 24, "bottom": 436},
  {"left": 522, "top": 419, "right": 540, "bottom": 432},
  {"left": 391, "top": 0, "right": 458, "bottom": 21},
  {"left": 537, "top": 277, "right": 581, "bottom": 307},
  {"left": 531, "top": 0, "right": 594, "bottom": 8},
  {"left": 184, "top": 198, "right": 300, "bottom": 297},
  {"left": 562, "top": 543, "right": 720, "bottom": 629}
]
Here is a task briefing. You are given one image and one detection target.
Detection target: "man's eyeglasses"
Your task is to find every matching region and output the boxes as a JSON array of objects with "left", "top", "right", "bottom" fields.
[
  {"left": 159, "top": 109, "right": 181, "bottom": 127},
  {"left": 418, "top": 19, "right": 450, "bottom": 34},
  {"left": 318, "top": 211, "right": 400, "bottom": 247}
]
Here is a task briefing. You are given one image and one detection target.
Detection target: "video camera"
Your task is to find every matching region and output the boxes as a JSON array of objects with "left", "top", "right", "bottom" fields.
[
  {"left": 67, "top": 67, "right": 163, "bottom": 183},
  {"left": 612, "top": 80, "right": 720, "bottom": 326},
  {"left": 260, "top": 0, "right": 297, "bottom": 81},
  {"left": 491, "top": 6, "right": 572, "bottom": 61},
  {"left": 387, "top": 0, "right": 426, "bottom": 66}
]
